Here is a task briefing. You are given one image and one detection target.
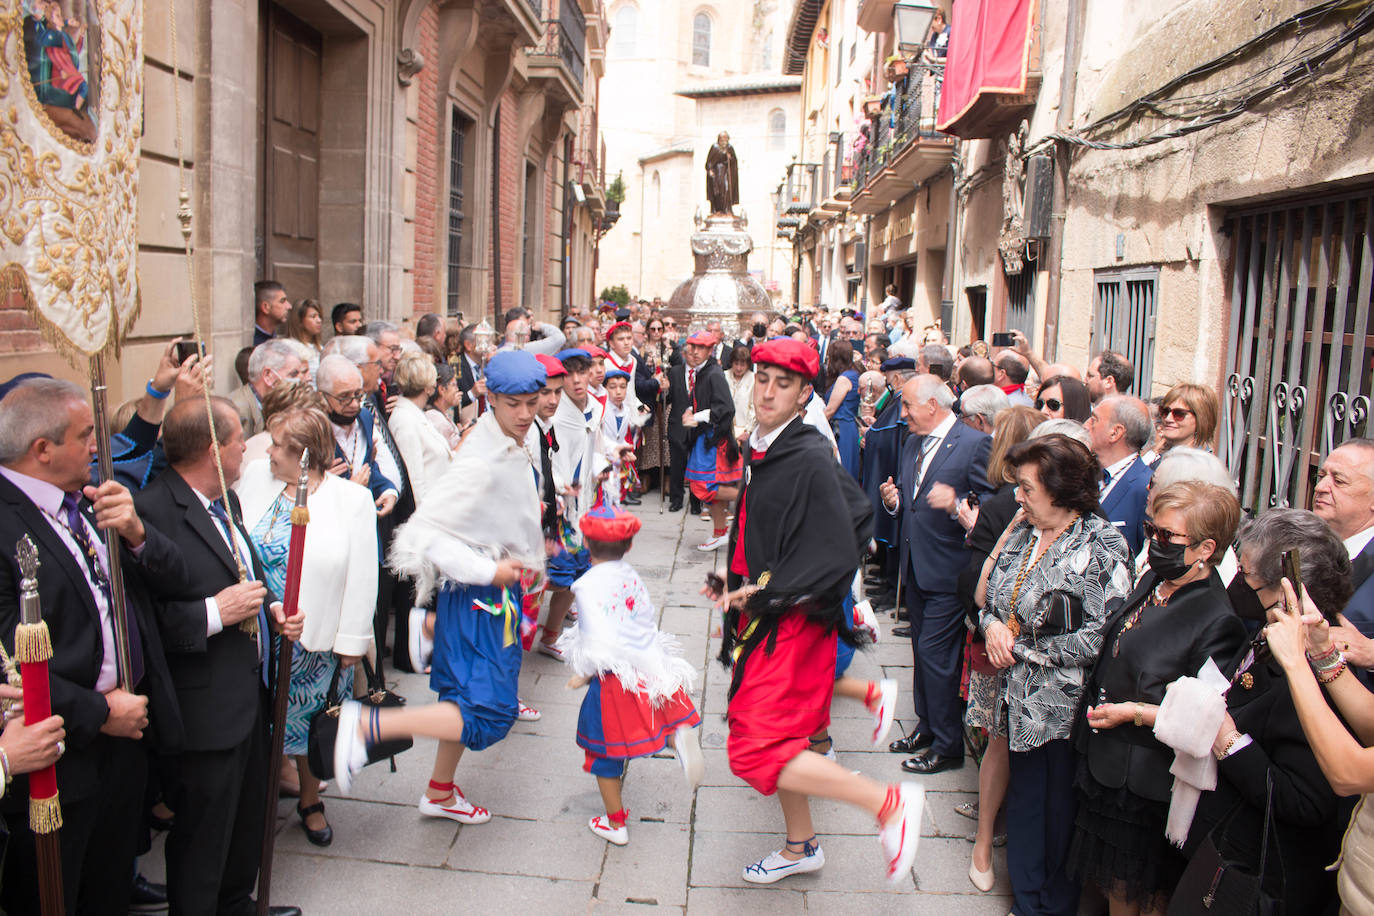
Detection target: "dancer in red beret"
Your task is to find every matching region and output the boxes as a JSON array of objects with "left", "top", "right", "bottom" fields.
[
  {"left": 704, "top": 337, "right": 923, "bottom": 886},
  {"left": 558, "top": 504, "right": 704, "bottom": 846}
]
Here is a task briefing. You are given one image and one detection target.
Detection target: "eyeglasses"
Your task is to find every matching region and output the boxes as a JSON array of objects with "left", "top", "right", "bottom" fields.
[
  {"left": 1143, "top": 519, "right": 1192, "bottom": 545},
  {"left": 326, "top": 390, "right": 365, "bottom": 405},
  {"left": 664, "top": 320, "right": 677, "bottom": 327},
  {"left": 1159, "top": 406, "right": 1194, "bottom": 423},
  {"left": 648, "top": 325, "right": 663, "bottom": 332},
  {"left": 1035, "top": 397, "right": 1063, "bottom": 412}
]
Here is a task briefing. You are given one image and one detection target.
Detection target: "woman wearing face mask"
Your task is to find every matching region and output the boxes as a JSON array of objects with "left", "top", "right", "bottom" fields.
[{"left": 1069, "top": 480, "right": 1248, "bottom": 916}]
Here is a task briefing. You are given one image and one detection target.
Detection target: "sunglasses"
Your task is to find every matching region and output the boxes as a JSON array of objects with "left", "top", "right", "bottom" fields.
[
  {"left": 1035, "top": 398, "right": 1062, "bottom": 412},
  {"left": 1159, "top": 406, "right": 1194, "bottom": 422},
  {"left": 648, "top": 325, "right": 663, "bottom": 332},
  {"left": 1143, "top": 519, "right": 1191, "bottom": 545},
  {"left": 664, "top": 321, "right": 677, "bottom": 327}
]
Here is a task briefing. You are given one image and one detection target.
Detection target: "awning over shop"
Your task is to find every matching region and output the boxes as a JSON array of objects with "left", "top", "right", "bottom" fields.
[{"left": 936, "top": 0, "right": 1037, "bottom": 136}]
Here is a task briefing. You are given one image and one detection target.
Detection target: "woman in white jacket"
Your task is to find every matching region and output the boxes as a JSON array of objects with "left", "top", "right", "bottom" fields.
[
  {"left": 238, "top": 405, "right": 379, "bottom": 847},
  {"left": 389, "top": 351, "right": 457, "bottom": 504}
]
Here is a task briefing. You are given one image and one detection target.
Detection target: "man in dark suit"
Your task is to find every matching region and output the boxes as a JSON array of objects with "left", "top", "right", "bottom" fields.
[
  {"left": 665, "top": 332, "right": 732, "bottom": 513},
  {"left": 0, "top": 378, "right": 183, "bottom": 915},
  {"left": 454, "top": 326, "right": 486, "bottom": 413},
  {"left": 880, "top": 375, "right": 994, "bottom": 774},
  {"left": 136, "top": 397, "right": 301, "bottom": 916},
  {"left": 1087, "top": 396, "right": 1154, "bottom": 555},
  {"left": 1314, "top": 438, "right": 1374, "bottom": 681}
]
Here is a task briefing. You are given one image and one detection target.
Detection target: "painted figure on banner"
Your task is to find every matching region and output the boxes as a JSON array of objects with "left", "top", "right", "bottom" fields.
[{"left": 21, "top": 0, "right": 99, "bottom": 143}]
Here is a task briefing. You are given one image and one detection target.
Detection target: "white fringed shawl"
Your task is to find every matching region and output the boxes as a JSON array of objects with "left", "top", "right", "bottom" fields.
[
  {"left": 556, "top": 560, "right": 697, "bottom": 704},
  {"left": 387, "top": 411, "right": 544, "bottom": 604}
]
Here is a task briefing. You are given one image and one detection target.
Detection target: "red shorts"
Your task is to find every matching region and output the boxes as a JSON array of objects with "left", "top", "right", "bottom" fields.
[{"left": 726, "top": 614, "right": 837, "bottom": 795}]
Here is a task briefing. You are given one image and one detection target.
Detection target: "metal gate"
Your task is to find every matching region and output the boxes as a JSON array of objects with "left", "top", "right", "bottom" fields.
[
  {"left": 1092, "top": 267, "right": 1158, "bottom": 396},
  {"left": 1004, "top": 260, "right": 1037, "bottom": 339},
  {"left": 1223, "top": 189, "right": 1373, "bottom": 511}
]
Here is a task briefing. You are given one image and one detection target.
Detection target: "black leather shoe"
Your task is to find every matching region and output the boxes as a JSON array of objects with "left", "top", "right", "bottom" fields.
[
  {"left": 889, "top": 731, "right": 934, "bottom": 755},
  {"left": 297, "top": 801, "right": 333, "bottom": 847},
  {"left": 690, "top": 498, "right": 702, "bottom": 515},
  {"left": 891, "top": 624, "right": 912, "bottom": 639},
  {"left": 668, "top": 501, "right": 684, "bottom": 512},
  {"left": 255, "top": 907, "right": 302, "bottom": 916},
  {"left": 623, "top": 494, "right": 642, "bottom": 505},
  {"left": 902, "top": 753, "right": 964, "bottom": 775},
  {"left": 129, "top": 874, "right": 167, "bottom": 913},
  {"left": 894, "top": 606, "right": 909, "bottom": 621}
]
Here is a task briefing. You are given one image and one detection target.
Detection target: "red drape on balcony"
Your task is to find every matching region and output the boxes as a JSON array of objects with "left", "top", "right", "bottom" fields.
[{"left": 936, "top": 0, "right": 1035, "bottom": 132}]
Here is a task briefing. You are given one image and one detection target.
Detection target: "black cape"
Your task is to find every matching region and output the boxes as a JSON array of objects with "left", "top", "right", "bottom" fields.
[
  {"left": 722, "top": 415, "right": 874, "bottom": 677},
  {"left": 860, "top": 392, "right": 907, "bottom": 548}
]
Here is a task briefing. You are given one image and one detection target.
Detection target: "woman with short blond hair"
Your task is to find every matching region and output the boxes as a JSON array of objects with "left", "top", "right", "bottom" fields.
[{"left": 238, "top": 406, "right": 379, "bottom": 847}]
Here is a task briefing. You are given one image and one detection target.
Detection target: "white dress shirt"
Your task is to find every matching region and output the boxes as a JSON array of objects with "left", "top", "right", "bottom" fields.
[
  {"left": 1099, "top": 454, "right": 1140, "bottom": 502},
  {"left": 1347, "top": 525, "right": 1374, "bottom": 561}
]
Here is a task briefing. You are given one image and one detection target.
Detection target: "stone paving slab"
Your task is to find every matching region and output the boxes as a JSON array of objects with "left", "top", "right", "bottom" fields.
[{"left": 254, "top": 503, "right": 1009, "bottom": 914}]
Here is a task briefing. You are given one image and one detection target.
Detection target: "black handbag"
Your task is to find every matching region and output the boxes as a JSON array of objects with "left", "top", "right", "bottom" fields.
[
  {"left": 1029, "top": 589, "right": 1086, "bottom": 638},
  {"left": 307, "top": 656, "right": 412, "bottom": 780},
  {"left": 1169, "top": 773, "right": 1284, "bottom": 916}
]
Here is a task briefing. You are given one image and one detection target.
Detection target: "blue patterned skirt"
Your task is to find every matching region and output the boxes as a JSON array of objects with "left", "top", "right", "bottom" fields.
[{"left": 284, "top": 644, "right": 353, "bottom": 757}]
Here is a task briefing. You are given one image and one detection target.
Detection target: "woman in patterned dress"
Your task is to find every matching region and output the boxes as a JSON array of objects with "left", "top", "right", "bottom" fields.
[
  {"left": 977, "top": 434, "right": 1134, "bottom": 916},
  {"left": 238, "top": 405, "right": 379, "bottom": 846}
]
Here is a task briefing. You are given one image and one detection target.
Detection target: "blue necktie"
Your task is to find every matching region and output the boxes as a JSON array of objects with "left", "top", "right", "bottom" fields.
[
  {"left": 62, "top": 493, "right": 144, "bottom": 684},
  {"left": 208, "top": 499, "right": 268, "bottom": 666}
]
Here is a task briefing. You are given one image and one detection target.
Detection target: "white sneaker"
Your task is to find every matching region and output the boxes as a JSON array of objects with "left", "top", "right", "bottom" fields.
[
  {"left": 674, "top": 725, "right": 704, "bottom": 790},
  {"left": 419, "top": 789, "right": 492, "bottom": 825},
  {"left": 332, "top": 699, "right": 367, "bottom": 796},
  {"left": 742, "top": 844, "right": 825, "bottom": 884},
  {"left": 696, "top": 533, "right": 729, "bottom": 552},
  {"left": 869, "top": 678, "right": 898, "bottom": 747},
  {"left": 588, "top": 814, "right": 629, "bottom": 846},
  {"left": 878, "top": 782, "right": 925, "bottom": 885},
  {"left": 517, "top": 700, "right": 541, "bottom": 722},
  {"left": 408, "top": 607, "right": 433, "bottom": 672}
]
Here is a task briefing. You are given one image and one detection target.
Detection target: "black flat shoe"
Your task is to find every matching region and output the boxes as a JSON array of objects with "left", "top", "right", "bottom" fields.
[
  {"left": 902, "top": 753, "right": 964, "bottom": 775},
  {"left": 668, "top": 501, "right": 684, "bottom": 512},
  {"left": 891, "top": 624, "right": 912, "bottom": 639},
  {"left": 297, "top": 801, "right": 333, "bottom": 847},
  {"left": 894, "top": 606, "right": 909, "bottom": 621},
  {"left": 623, "top": 494, "right": 642, "bottom": 505},
  {"left": 129, "top": 874, "right": 167, "bottom": 913},
  {"left": 889, "top": 731, "right": 934, "bottom": 755}
]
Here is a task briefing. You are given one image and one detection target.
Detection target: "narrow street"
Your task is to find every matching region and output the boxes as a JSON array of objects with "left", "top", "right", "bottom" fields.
[{"left": 147, "top": 505, "right": 1011, "bottom": 914}]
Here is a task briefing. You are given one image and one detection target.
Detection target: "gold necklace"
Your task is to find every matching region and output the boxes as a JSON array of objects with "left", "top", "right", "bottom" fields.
[{"left": 1005, "top": 515, "right": 1079, "bottom": 638}]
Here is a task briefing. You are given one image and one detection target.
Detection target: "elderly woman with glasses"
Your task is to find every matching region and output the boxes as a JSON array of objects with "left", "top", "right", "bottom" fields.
[
  {"left": 1069, "top": 480, "right": 1248, "bottom": 916},
  {"left": 978, "top": 434, "right": 1134, "bottom": 915}
]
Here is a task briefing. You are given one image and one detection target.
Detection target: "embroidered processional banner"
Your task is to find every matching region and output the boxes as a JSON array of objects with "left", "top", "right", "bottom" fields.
[{"left": 0, "top": 0, "right": 142, "bottom": 359}]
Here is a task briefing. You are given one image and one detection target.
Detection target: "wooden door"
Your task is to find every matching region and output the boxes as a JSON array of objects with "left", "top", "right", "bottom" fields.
[{"left": 260, "top": 4, "right": 321, "bottom": 300}]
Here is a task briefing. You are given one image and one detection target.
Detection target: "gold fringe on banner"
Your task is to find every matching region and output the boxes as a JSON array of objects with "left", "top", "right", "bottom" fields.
[
  {"left": 290, "top": 507, "right": 310, "bottom": 525},
  {"left": 29, "top": 794, "right": 62, "bottom": 834},
  {"left": 13, "top": 622, "right": 53, "bottom": 665}
]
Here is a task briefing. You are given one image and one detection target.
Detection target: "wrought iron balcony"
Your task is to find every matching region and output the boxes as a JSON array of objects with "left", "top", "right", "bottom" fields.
[
  {"left": 528, "top": 5, "right": 587, "bottom": 108},
  {"left": 850, "top": 64, "right": 954, "bottom": 214}
]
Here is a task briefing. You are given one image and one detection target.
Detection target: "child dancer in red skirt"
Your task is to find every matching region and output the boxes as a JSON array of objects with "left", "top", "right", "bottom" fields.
[{"left": 558, "top": 504, "right": 705, "bottom": 846}]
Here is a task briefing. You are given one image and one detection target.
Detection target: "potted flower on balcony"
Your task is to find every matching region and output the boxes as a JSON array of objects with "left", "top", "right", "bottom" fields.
[
  {"left": 606, "top": 171, "right": 626, "bottom": 217},
  {"left": 884, "top": 54, "right": 909, "bottom": 81}
]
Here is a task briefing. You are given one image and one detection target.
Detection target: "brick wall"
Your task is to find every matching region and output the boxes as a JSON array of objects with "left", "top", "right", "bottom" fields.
[
  {"left": 486, "top": 85, "right": 522, "bottom": 321},
  {"left": 410, "top": 1, "right": 440, "bottom": 317}
]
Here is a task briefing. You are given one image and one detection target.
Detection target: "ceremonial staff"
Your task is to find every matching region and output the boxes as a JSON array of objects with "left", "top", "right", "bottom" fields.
[
  {"left": 14, "top": 536, "right": 63, "bottom": 916},
  {"left": 257, "top": 451, "right": 310, "bottom": 915}
]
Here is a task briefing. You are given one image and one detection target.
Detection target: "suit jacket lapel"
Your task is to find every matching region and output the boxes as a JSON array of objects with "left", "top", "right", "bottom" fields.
[
  {"left": 916, "top": 423, "right": 960, "bottom": 497},
  {"left": 168, "top": 472, "right": 243, "bottom": 579},
  {"left": 1353, "top": 538, "right": 1374, "bottom": 591},
  {"left": 0, "top": 479, "right": 102, "bottom": 626}
]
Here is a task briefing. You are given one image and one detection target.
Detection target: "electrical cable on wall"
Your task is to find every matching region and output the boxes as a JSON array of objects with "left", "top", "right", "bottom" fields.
[{"left": 1026, "top": 0, "right": 1374, "bottom": 156}]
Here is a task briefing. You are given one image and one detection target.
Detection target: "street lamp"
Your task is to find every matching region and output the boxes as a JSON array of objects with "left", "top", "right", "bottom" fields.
[{"left": 893, "top": 1, "right": 938, "bottom": 55}]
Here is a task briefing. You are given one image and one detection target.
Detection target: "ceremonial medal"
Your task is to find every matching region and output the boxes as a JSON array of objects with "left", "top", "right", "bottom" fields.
[{"left": 1239, "top": 672, "right": 1254, "bottom": 690}]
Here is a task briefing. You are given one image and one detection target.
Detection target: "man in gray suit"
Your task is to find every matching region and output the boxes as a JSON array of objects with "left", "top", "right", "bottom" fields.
[{"left": 226, "top": 339, "right": 310, "bottom": 438}]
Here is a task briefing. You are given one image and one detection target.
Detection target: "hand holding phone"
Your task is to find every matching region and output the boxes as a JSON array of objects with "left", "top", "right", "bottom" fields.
[
  {"left": 174, "top": 339, "right": 205, "bottom": 365},
  {"left": 991, "top": 332, "right": 1015, "bottom": 348}
]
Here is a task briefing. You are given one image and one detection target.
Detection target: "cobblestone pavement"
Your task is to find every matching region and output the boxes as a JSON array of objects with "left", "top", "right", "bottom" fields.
[{"left": 148, "top": 504, "right": 1013, "bottom": 914}]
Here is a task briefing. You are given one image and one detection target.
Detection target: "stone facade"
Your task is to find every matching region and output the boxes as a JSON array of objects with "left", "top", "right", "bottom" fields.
[
  {"left": 596, "top": 0, "right": 797, "bottom": 304},
  {"left": 0, "top": 0, "right": 607, "bottom": 401}
]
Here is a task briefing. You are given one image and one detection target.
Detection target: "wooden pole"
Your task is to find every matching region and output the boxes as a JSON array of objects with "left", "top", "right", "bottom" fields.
[
  {"left": 88, "top": 355, "right": 135, "bottom": 688},
  {"left": 257, "top": 452, "right": 310, "bottom": 915}
]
